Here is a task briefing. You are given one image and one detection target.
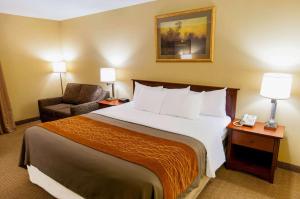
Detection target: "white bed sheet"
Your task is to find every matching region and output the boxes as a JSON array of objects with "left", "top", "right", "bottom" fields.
[
  {"left": 92, "top": 102, "right": 231, "bottom": 177},
  {"left": 221, "top": 128, "right": 228, "bottom": 141}
]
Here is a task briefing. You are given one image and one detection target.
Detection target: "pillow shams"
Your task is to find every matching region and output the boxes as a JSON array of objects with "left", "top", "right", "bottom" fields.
[
  {"left": 133, "top": 82, "right": 163, "bottom": 101},
  {"left": 199, "top": 88, "right": 227, "bottom": 117},
  {"left": 134, "top": 88, "right": 166, "bottom": 113},
  {"left": 160, "top": 87, "right": 190, "bottom": 116},
  {"left": 179, "top": 91, "right": 204, "bottom": 119},
  {"left": 134, "top": 83, "right": 227, "bottom": 119}
]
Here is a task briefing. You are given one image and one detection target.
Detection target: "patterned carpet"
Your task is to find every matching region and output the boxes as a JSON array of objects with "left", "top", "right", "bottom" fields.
[
  {"left": 0, "top": 122, "right": 54, "bottom": 199},
  {"left": 0, "top": 122, "right": 299, "bottom": 199},
  {"left": 199, "top": 164, "right": 300, "bottom": 199}
]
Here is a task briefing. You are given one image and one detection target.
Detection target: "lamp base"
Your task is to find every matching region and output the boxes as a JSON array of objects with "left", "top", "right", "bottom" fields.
[
  {"left": 264, "top": 121, "right": 277, "bottom": 131},
  {"left": 264, "top": 98, "right": 278, "bottom": 131}
]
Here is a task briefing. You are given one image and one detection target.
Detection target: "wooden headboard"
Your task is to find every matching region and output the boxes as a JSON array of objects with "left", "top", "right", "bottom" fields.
[{"left": 132, "top": 79, "right": 239, "bottom": 120}]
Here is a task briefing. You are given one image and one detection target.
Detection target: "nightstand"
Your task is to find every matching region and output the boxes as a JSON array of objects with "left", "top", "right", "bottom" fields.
[
  {"left": 226, "top": 121, "right": 284, "bottom": 183},
  {"left": 98, "top": 99, "right": 128, "bottom": 109}
]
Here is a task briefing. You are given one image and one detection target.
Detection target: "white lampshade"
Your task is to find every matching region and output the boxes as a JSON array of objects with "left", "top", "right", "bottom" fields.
[
  {"left": 100, "top": 68, "right": 116, "bottom": 82},
  {"left": 52, "top": 62, "right": 67, "bottom": 73},
  {"left": 260, "top": 73, "right": 292, "bottom": 100}
]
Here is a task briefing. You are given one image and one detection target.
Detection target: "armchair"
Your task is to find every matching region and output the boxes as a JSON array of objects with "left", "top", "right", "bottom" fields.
[{"left": 38, "top": 83, "right": 109, "bottom": 122}]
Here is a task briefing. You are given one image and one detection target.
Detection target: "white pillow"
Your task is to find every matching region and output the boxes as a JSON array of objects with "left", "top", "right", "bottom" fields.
[
  {"left": 134, "top": 88, "right": 166, "bottom": 114},
  {"left": 199, "top": 88, "right": 227, "bottom": 117},
  {"left": 133, "top": 82, "right": 163, "bottom": 101},
  {"left": 160, "top": 87, "right": 190, "bottom": 116},
  {"left": 190, "top": 90, "right": 202, "bottom": 95},
  {"left": 179, "top": 91, "right": 204, "bottom": 120}
]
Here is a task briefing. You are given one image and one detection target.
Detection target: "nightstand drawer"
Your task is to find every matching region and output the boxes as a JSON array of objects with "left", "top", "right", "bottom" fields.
[{"left": 232, "top": 130, "right": 274, "bottom": 152}]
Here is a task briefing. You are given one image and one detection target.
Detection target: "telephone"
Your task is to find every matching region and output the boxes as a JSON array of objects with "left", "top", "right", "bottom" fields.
[{"left": 233, "top": 114, "right": 257, "bottom": 127}]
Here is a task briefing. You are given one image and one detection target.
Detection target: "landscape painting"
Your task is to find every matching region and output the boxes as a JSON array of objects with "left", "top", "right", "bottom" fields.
[{"left": 156, "top": 7, "right": 215, "bottom": 62}]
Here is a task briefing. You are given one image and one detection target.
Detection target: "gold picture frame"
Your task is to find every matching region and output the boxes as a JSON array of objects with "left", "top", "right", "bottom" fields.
[{"left": 156, "top": 7, "right": 215, "bottom": 62}]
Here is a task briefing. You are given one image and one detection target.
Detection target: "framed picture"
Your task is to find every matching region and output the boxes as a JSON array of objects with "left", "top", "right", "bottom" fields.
[{"left": 156, "top": 7, "right": 215, "bottom": 62}]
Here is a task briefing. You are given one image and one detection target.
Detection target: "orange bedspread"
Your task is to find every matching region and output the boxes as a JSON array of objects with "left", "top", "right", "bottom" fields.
[{"left": 39, "top": 116, "right": 198, "bottom": 199}]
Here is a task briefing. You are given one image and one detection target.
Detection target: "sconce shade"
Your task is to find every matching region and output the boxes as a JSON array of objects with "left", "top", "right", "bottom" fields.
[
  {"left": 260, "top": 73, "right": 292, "bottom": 100},
  {"left": 52, "top": 62, "right": 67, "bottom": 73},
  {"left": 100, "top": 68, "right": 116, "bottom": 82}
]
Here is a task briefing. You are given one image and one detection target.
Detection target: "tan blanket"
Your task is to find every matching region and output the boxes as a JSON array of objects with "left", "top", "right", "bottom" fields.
[{"left": 39, "top": 116, "right": 198, "bottom": 199}]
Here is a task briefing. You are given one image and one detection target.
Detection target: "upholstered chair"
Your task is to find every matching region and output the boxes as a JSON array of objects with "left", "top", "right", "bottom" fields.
[{"left": 38, "top": 83, "right": 109, "bottom": 122}]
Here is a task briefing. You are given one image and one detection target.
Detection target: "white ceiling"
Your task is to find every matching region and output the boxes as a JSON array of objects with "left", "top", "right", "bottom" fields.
[{"left": 0, "top": 0, "right": 154, "bottom": 20}]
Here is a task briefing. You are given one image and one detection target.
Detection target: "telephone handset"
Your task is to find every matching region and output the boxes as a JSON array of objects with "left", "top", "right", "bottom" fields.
[{"left": 233, "top": 114, "right": 257, "bottom": 127}]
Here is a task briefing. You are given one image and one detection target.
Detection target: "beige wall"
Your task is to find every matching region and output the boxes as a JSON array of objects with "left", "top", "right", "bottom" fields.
[
  {"left": 60, "top": 0, "right": 300, "bottom": 166},
  {"left": 0, "top": 14, "right": 63, "bottom": 121}
]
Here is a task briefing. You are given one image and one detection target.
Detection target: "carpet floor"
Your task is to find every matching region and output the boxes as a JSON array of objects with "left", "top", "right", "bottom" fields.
[{"left": 0, "top": 122, "right": 299, "bottom": 199}]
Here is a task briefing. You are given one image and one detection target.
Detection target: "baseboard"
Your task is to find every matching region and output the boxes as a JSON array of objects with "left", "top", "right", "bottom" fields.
[
  {"left": 15, "top": 117, "right": 40, "bottom": 126},
  {"left": 278, "top": 161, "right": 300, "bottom": 173}
]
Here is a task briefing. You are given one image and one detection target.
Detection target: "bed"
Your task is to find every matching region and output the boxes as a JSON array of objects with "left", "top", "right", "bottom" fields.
[{"left": 19, "top": 79, "right": 239, "bottom": 199}]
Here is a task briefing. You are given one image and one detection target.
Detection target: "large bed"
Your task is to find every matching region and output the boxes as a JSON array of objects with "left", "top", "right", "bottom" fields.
[{"left": 19, "top": 79, "right": 239, "bottom": 199}]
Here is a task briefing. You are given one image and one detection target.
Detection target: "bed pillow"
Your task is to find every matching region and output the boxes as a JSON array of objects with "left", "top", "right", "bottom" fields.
[
  {"left": 178, "top": 91, "right": 204, "bottom": 120},
  {"left": 199, "top": 88, "right": 227, "bottom": 117},
  {"left": 133, "top": 82, "right": 163, "bottom": 101},
  {"left": 160, "top": 87, "right": 190, "bottom": 116},
  {"left": 134, "top": 88, "right": 166, "bottom": 114}
]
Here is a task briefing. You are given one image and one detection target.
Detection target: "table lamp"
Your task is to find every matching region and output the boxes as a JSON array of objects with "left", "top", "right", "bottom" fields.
[
  {"left": 100, "top": 68, "right": 116, "bottom": 99},
  {"left": 52, "top": 61, "right": 67, "bottom": 95},
  {"left": 260, "top": 73, "right": 292, "bottom": 130}
]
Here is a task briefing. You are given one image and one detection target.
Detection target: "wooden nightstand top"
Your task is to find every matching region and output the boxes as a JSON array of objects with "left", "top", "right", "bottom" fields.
[
  {"left": 98, "top": 99, "right": 125, "bottom": 106},
  {"left": 228, "top": 120, "right": 284, "bottom": 139}
]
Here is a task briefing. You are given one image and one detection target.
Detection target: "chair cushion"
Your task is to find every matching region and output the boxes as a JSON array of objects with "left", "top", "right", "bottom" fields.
[
  {"left": 62, "top": 83, "right": 82, "bottom": 104},
  {"left": 77, "top": 85, "right": 101, "bottom": 104},
  {"left": 43, "top": 103, "right": 72, "bottom": 116}
]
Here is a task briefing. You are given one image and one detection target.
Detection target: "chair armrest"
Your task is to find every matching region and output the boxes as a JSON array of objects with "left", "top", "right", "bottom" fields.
[
  {"left": 97, "top": 90, "right": 110, "bottom": 101},
  {"left": 38, "top": 97, "right": 63, "bottom": 108},
  {"left": 71, "top": 101, "right": 99, "bottom": 115}
]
